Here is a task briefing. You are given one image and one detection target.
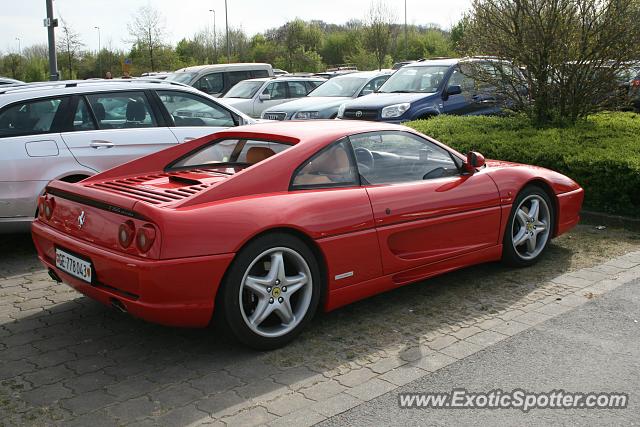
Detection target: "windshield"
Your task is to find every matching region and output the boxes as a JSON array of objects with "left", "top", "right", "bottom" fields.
[
  {"left": 378, "top": 66, "right": 450, "bottom": 93},
  {"left": 169, "top": 139, "right": 291, "bottom": 169},
  {"left": 224, "top": 81, "right": 264, "bottom": 99},
  {"left": 309, "top": 76, "right": 366, "bottom": 97},
  {"left": 165, "top": 72, "right": 197, "bottom": 84}
]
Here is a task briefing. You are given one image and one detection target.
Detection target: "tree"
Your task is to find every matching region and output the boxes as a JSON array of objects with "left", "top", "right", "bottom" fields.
[
  {"left": 56, "top": 18, "right": 84, "bottom": 79},
  {"left": 464, "top": 0, "right": 640, "bottom": 125},
  {"left": 127, "top": 5, "right": 167, "bottom": 72},
  {"left": 364, "top": 0, "right": 395, "bottom": 70}
]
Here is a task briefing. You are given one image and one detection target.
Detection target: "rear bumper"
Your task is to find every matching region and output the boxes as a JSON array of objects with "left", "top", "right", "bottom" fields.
[
  {"left": 32, "top": 221, "right": 235, "bottom": 327},
  {"left": 556, "top": 187, "right": 584, "bottom": 236}
]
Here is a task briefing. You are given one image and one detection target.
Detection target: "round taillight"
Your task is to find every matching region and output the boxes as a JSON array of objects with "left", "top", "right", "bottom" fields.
[
  {"left": 136, "top": 224, "right": 156, "bottom": 253},
  {"left": 44, "top": 198, "right": 55, "bottom": 220},
  {"left": 118, "top": 221, "right": 135, "bottom": 248}
]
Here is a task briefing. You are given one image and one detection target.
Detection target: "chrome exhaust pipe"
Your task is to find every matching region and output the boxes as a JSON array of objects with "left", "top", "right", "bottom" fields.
[{"left": 110, "top": 298, "right": 127, "bottom": 313}]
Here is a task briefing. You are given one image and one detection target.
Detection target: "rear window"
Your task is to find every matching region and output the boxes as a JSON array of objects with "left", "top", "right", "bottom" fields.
[
  {"left": 0, "top": 97, "right": 67, "bottom": 138},
  {"left": 169, "top": 138, "right": 291, "bottom": 169}
]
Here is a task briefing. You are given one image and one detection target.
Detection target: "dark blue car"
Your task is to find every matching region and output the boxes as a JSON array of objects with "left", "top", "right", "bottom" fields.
[{"left": 337, "top": 58, "right": 521, "bottom": 123}]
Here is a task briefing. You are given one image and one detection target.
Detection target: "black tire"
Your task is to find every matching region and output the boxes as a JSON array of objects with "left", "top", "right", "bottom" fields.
[
  {"left": 215, "top": 233, "right": 322, "bottom": 350},
  {"left": 502, "top": 185, "right": 555, "bottom": 267}
]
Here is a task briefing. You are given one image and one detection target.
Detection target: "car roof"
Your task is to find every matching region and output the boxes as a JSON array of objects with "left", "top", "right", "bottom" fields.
[
  {"left": 173, "top": 63, "right": 272, "bottom": 73},
  {"left": 334, "top": 70, "right": 393, "bottom": 79},
  {"left": 242, "top": 76, "right": 327, "bottom": 83},
  {"left": 221, "top": 119, "right": 406, "bottom": 147},
  {"left": 0, "top": 79, "right": 197, "bottom": 105}
]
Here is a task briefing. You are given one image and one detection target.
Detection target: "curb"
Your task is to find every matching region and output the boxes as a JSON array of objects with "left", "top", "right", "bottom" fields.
[{"left": 580, "top": 210, "right": 640, "bottom": 232}]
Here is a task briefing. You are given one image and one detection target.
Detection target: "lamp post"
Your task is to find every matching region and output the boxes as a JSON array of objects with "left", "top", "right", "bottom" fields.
[
  {"left": 15, "top": 37, "right": 21, "bottom": 56},
  {"left": 404, "top": 0, "right": 408, "bottom": 60},
  {"left": 94, "top": 26, "right": 101, "bottom": 78},
  {"left": 224, "top": 0, "right": 230, "bottom": 63},
  {"left": 45, "top": 0, "right": 59, "bottom": 80},
  {"left": 209, "top": 8, "right": 217, "bottom": 62}
]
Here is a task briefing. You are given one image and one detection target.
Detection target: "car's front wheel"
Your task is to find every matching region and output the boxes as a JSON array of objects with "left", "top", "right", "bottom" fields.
[
  {"left": 217, "top": 233, "right": 321, "bottom": 350},
  {"left": 502, "top": 186, "right": 555, "bottom": 267}
]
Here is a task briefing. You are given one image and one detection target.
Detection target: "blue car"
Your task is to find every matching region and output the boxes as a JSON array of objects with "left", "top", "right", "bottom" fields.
[{"left": 337, "top": 58, "right": 522, "bottom": 123}]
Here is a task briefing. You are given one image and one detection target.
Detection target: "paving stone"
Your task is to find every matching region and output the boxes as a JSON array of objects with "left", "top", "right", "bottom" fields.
[
  {"left": 149, "top": 383, "right": 204, "bottom": 410},
  {"left": 189, "top": 370, "right": 244, "bottom": 395},
  {"left": 474, "top": 317, "right": 504, "bottom": 330},
  {"left": 334, "top": 367, "right": 377, "bottom": 387},
  {"left": 378, "top": 366, "right": 427, "bottom": 386},
  {"left": 344, "top": 377, "right": 397, "bottom": 401},
  {"left": 154, "top": 403, "right": 210, "bottom": 426},
  {"left": 106, "top": 376, "right": 159, "bottom": 401},
  {"left": 490, "top": 320, "right": 531, "bottom": 336},
  {"left": 465, "top": 330, "right": 508, "bottom": 347},
  {"left": 440, "top": 340, "right": 484, "bottom": 359},
  {"left": 195, "top": 391, "right": 247, "bottom": 417},
  {"left": 410, "top": 352, "right": 458, "bottom": 372},
  {"left": 451, "top": 326, "right": 482, "bottom": 340},
  {"left": 0, "top": 359, "right": 36, "bottom": 380},
  {"left": 300, "top": 380, "right": 347, "bottom": 401},
  {"left": 267, "top": 407, "right": 327, "bottom": 427},
  {"left": 309, "top": 392, "right": 363, "bottom": 417},
  {"left": 367, "top": 356, "right": 407, "bottom": 374},
  {"left": 263, "top": 391, "right": 315, "bottom": 416},
  {"left": 64, "top": 371, "right": 118, "bottom": 393},
  {"left": 535, "top": 302, "right": 574, "bottom": 316},
  {"left": 24, "top": 364, "right": 76, "bottom": 387},
  {"left": 234, "top": 377, "right": 286, "bottom": 402},
  {"left": 60, "top": 389, "right": 119, "bottom": 414},
  {"left": 220, "top": 406, "right": 275, "bottom": 427},
  {"left": 106, "top": 396, "right": 161, "bottom": 421},
  {"left": 426, "top": 334, "right": 458, "bottom": 351},
  {"left": 21, "top": 381, "right": 74, "bottom": 406},
  {"left": 512, "top": 310, "right": 553, "bottom": 326}
]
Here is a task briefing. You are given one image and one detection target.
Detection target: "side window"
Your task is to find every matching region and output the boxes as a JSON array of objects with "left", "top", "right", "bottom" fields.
[
  {"left": 72, "top": 98, "right": 97, "bottom": 131},
  {"left": 0, "top": 97, "right": 65, "bottom": 138},
  {"left": 360, "top": 76, "right": 388, "bottom": 96},
  {"left": 263, "top": 82, "right": 288, "bottom": 100},
  {"left": 251, "top": 69, "right": 270, "bottom": 78},
  {"left": 227, "top": 71, "right": 251, "bottom": 89},
  {"left": 157, "top": 90, "right": 235, "bottom": 127},
  {"left": 195, "top": 73, "right": 224, "bottom": 94},
  {"left": 287, "top": 81, "right": 308, "bottom": 98},
  {"left": 449, "top": 66, "right": 476, "bottom": 92},
  {"left": 86, "top": 92, "right": 156, "bottom": 130},
  {"left": 306, "top": 80, "right": 324, "bottom": 92},
  {"left": 349, "top": 132, "right": 459, "bottom": 184},
  {"left": 291, "top": 139, "right": 358, "bottom": 188}
]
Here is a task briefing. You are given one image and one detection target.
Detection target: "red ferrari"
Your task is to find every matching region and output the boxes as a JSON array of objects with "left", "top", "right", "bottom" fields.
[{"left": 32, "top": 120, "right": 583, "bottom": 349}]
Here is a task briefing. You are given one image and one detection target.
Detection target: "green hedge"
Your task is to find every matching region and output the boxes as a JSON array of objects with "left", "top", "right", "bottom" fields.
[{"left": 406, "top": 113, "right": 640, "bottom": 217}]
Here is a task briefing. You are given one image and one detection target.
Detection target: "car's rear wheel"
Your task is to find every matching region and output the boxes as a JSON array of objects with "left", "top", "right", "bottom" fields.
[
  {"left": 217, "top": 233, "right": 321, "bottom": 350},
  {"left": 502, "top": 186, "right": 554, "bottom": 267}
]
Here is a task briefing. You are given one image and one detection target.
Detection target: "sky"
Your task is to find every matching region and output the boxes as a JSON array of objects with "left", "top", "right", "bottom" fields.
[{"left": 2, "top": 0, "right": 472, "bottom": 54}]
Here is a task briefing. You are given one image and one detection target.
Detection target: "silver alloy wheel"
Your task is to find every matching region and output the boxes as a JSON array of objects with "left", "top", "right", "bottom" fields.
[
  {"left": 511, "top": 194, "right": 551, "bottom": 260},
  {"left": 239, "top": 247, "right": 313, "bottom": 338}
]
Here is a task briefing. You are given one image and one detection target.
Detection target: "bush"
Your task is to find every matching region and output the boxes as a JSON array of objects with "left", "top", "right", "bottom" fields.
[{"left": 406, "top": 113, "right": 640, "bottom": 217}]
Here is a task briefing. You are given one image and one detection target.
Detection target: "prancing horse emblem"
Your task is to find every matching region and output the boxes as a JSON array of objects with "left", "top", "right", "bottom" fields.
[{"left": 77, "top": 211, "right": 86, "bottom": 229}]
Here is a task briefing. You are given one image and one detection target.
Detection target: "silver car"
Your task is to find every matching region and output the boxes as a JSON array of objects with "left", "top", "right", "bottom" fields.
[
  {"left": 0, "top": 79, "right": 255, "bottom": 233},
  {"left": 260, "top": 70, "right": 392, "bottom": 121}
]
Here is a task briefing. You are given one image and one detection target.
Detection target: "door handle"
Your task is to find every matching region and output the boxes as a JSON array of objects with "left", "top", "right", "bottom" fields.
[
  {"left": 90, "top": 140, "right": 114, "bottom": 149},
  {"left": 183, "top": 137, "right": 196, "bottom": 142}
]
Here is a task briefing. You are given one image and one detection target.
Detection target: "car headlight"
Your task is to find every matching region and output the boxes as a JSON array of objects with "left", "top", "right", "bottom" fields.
[
  {"left": 337, "top": 103, "right": 347, "bottom": 118},
  {"left": 292, "top": 111, "right": 320, "bottom": 120},
  {"left": 381, "top": 103, "right": 411, "bottom": 118}
]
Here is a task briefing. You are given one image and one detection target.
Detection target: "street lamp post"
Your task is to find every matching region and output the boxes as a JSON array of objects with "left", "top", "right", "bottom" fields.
[
  {"left": 15, "top": 37, "right": 21, "bottom": 56},
  {"left": 209, "top": 8, "right": 217, "bottom": 62},
  {"left": 45, "top": 0, "right": 59, "bottom": 81},
  {"left": 224, "top": 0, "right": 230, "bottom": 63},
  {"left": 94, "top": 26, "right": 101, "bottom": 78},
  {"left": 404, "top": 0, "right": 408, "bottom": 60}
]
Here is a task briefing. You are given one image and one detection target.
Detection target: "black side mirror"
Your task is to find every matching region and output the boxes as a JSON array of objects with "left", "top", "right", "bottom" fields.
[{"left": 446, "top": 85, "right": 462, "bottom": 96}]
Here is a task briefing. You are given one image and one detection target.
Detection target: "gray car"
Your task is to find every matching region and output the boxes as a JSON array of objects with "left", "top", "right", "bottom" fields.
[{"left": 260, "top": 70, "right": 392, "bottom": 121}]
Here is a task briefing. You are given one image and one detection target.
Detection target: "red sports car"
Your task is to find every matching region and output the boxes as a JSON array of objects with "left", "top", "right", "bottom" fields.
[{"left": 32, "top": 121, "right": 583, "bottom": 349}]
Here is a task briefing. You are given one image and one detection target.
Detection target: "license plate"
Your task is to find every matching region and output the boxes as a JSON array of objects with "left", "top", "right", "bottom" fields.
[{"left": 55, "top": 248, "right": 93, "bottom": 284}]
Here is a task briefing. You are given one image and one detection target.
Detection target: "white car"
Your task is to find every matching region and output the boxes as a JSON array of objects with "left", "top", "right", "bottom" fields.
[
  {"left": 0, "top": 79, "right": 256, "bottom": 233},
  {"left": 221, "top": 77, "right": 326, "bottom": 118}
]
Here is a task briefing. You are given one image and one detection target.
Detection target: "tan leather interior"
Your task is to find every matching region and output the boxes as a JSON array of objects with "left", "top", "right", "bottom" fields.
[{"left": 246, "top": 147, "right": 276, "bottom": 164}]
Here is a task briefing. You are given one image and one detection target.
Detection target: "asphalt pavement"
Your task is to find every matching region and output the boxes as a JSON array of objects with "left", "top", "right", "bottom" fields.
[{"left": 321, "top": 277, "right": 640, "bottom": 426}]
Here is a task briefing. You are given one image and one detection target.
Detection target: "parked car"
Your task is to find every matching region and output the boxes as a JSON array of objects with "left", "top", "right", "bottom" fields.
[
  {"left": 273, "top": 68, "right": 289, "bottom": 76},
  {"left": 165, "top": 63, "right": 274, "bottom": 97},
  {"left": 31, "top": 120, "right": 583, "bottom": 349},
  {"left": 0, "top": 79, "right": 257, "bottom": 233},
  {"left": 337, "top": 58, "right": 524, "bottom": 122},
  {"left": 261, "top": 71, "right": 392, "bottom": 121},
  {"left": 0, "top": 77, "right": 24, "bottom": 85},
  {"left": 221, "top": 76, "right": 325, "bottom": 118}
]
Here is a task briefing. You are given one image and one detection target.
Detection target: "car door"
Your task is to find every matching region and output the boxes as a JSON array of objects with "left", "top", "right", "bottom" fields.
[
  {"left": 348, "top": 131, "right": 501, "bottom": 275},
  {"left": 193, "top": 72, "right": 225, "bottom": 97},
  {"left": 256, "top": 81, "right": 290, "bottom": 116},
  {"left": 154, "top": 89, "right": 239, "bottom": 142},
  {"left": 442, "top": 66, "right": 479, "bottom": 115},
  {"left": 0, "top": 96, "right": 83, "bottom": 219},
  {"left": 60, "top": 91, "right": 179, "bottom": 172}
]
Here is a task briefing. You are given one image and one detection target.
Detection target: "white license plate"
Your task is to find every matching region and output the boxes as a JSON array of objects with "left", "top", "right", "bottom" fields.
[{"left": 55, "top": 248, "right": 93, "bottom": 284}]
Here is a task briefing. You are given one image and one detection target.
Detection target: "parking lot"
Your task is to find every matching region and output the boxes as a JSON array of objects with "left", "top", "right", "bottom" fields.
[{"left": 1, "top": 224, "right": 639, "bottom": 426}]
